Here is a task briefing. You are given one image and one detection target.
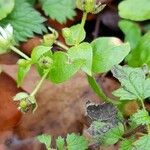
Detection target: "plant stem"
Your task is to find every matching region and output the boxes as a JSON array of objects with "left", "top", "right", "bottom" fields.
[
  {"left": 81, "top": 11, "right": 117, "bottom": 104},
  {"left": 87, "top": 74, "right": 107, "bottom": 100},
  {"left": 140, "top": 98, "right": 150, "bottom": 134},
  {"left": 81, "top": 12, "right": 87, "bottom": 27},
  {"left": 30, "top": 69, "right": 50, "bottom": 97},
  {"left": 54, "top": 40, "right": 69, "bottom": 51},
  {"left": 87, "top": 75, "right": 120, "bottom": 105},
  {"left": 10, "top": 45, "right": 31, "bottom": 61}
]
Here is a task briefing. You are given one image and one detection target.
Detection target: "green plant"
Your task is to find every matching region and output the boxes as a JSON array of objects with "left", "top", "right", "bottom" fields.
[
  {"left": 118, "top": 0, "right": 150, "bottom": 68},
  {"left": 37, "top": 133, "right": 88, "bottom": 150},
  {"left": 0, "top": 0, "right": 150, "bottom": 149}
]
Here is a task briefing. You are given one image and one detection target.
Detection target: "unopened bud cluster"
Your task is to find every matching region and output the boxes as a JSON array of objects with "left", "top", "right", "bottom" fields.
[{"left": 76, "top": 0, "right": 106, "bottom": 14}]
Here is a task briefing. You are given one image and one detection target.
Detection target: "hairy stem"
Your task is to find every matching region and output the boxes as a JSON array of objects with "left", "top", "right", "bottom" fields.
[
  {"left": 10, "top": 45, "right": 31, "bottom": 61},
  {"left": 30, "top": 69, "right": 50, "bottom": 97},
  {"left": 81, "top": 12, "right": 88, "bottom": 27},
  {"left": 87, "top": 75, "right": 120, "bottom": 104}
]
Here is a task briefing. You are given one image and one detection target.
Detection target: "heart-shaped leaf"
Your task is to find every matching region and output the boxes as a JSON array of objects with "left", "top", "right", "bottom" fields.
[
  {"left": 68, "top": 42, "right": 92, "bottom": 75},
  {"left": 91, "top": 37, "right": 130, "bottom": 73},
  {"left": 48, "top": 51, "right": 83, "bottom": 83},
  {"left": 62, "top": 24, "right": 86, "bottom": 46},
  {"left": 119, "top": 0, "right": 150, "bottom": 21}
]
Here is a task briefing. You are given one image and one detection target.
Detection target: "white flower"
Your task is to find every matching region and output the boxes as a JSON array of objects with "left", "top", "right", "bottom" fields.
[{"left": 0, "top": 24, "right": 14, "bottom": 54}]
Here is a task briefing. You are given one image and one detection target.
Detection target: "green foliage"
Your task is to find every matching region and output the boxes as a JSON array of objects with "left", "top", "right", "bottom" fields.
[
  {"left": 31, "top": 46, "right": 51, "bottom": 63},
  {"left": 37, "top": 133, "right": 88, "bottom": 150},
  {"left": 0, "top": 0, "right": 47, "bottom": 42},
  {"left": 119, "top": 20, "right": 141, "bottom": 49},
  {"left": 144, "top": 23, "right": 150, "bottom": 31},
  {"left": 40, "top": 0, "right": 76, "bottom": 24},
  {"left": 91, "top": 37, "right": 130, "bottom": 73},
  {"left": 127, "top": 31, "right": 150, "bottom": 68},
  {"left": 0, "top": 0, "right": 14, "bottom": 20},
  {"left": 62, "top": 24, "right": 86, "bottom": 46},
  {"left": 27, "top": 0, "right": 36, "bottom": 5},
  {"left": 13, "top": 92, "right": 29, "bottom": 101},
  {"left": 112, "top": 65, "right": 150, "bottom": 100},
  {"left": 2, "top": 0, "right": 150, "bottom": 149},
  {"left": 37, "top": 134, "right": 51, "bottom": 150},
  {"left": 32, "top": 45, "right": 84, "bottom": 84},
  {"left": 56, "top": 136, "right": 65, "bottom": 150},
  {"left": 102, "top": 123, "right": 124, "bottom": 146},
  {"left": 17, "top": 46, "right": 52, "bottom": 85},
  {"left": 118, "top": 0, "right": 150, "bottom": 21},
  {"left": 17, "top": 59, "right": 32, "bottom": 86},
  {"left": 133, "top": 134, "right": 150, "bottom": 150},
  {"left": 47, "top": 51, "right": 83, "bottom": 83},
  {"left": 68, "top": 42, "right": 92, "bottom": 75},
  {"left": 66, "top": 133, "right": 88, "bottom": 150},
  {"left": 130, "top": 109, "right": 150, "bottom": 126},
  {"left": 119, "top": 138, "right": 135, "bottom": 150}
]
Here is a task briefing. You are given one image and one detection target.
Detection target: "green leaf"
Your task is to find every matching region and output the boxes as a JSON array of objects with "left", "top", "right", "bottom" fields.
[
  {"left": 119, "top": 138, "right": 135, "bottom": 150},
  {"left": 27, "top": 0, "right": 36, "bottom": 5},
  {"left": 48, "top": 51, "right": 83, "bottom": 83},
  {"left": 62, "top": 24, "right": 86, "bottom": 46},
  {"left": 91, "top": 37, "right": 130, "bottom": 73},
  {"left": 40, "top": 0, "right": 76, "bottom": 24},
  {"left": 66, "top": 133, "right": 88, "bottom": 150},
  {"left": 31, "top": 46, "right": 51, "bottom": 63},
  {"left": 133, "top": 134, "right": 150, "bottom": 150},
  {"left": 56, "top": 136, "right": 65, "bottom": 150},
  {"left": 102, "top": 123, "right": 124, "bottom": 146},
  {"left": 0, "top": 0, "right": 47, "bottom": 42},
  {"left": 144, "top": 23, "right": 150, "bottom": 32},
  {"left": 37, "top": 134, "right": 51, "bottom": 150},
  {"left": 130, "top": 109, "right": 150, "bottom": 126},
  {"left": 112, "top": 65, "right": 150, "bottom": 100},
  {"left": 17, "top": 59, "right": 31, "bottom": 86},
  {"left": 68, "top": 42, "right": 92, "bottom": 75},
  {"left": 13, "top": 92, "right": 29, "bottom": 101},
  {"left": 126, "top": 31, "right": 150, "bottom": 68},
  {"left": 0, "top": 0, "right": 14, "bottom": 20},
  {"left": 118, "top": 0, "right": 150, "bottom": 21},
  {"left": 119, "top": 20, "right": 141, "bottom": 49}
]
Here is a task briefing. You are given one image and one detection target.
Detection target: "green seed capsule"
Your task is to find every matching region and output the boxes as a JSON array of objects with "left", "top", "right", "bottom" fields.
[
  {"left": 19, "top": 99, "right": 28, "bottom": 112},
  {"left": 39, "top": 56, "right": 53, "bottom": 69},
  {"left": 76, "top": 0, "right": 95, "bottom": 13}
]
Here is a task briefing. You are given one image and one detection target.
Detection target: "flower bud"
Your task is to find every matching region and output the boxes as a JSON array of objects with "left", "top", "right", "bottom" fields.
[
  {"left": 43, "top": 34, "right": 56, "bottom": 46},
  {"left": 76, "top": 0, "right": 106, "bottom": 14},
  {"left": 43, "top": 27, "right": 58, "bottom": 46},
  {"left": 18, "top": 99, "right": 29, "bottom": 112},
  {"left": 76, "top": 0, "right": 95, "bottom": 13},
  {"left": 14, "top": 92, "right": 37, "bottom": 113},
  {"left": 0, "top": 24, "right": 15, "bottom": 54},
  {"left": 62, "top": 28, "right": 71, "bottom": 38}
]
